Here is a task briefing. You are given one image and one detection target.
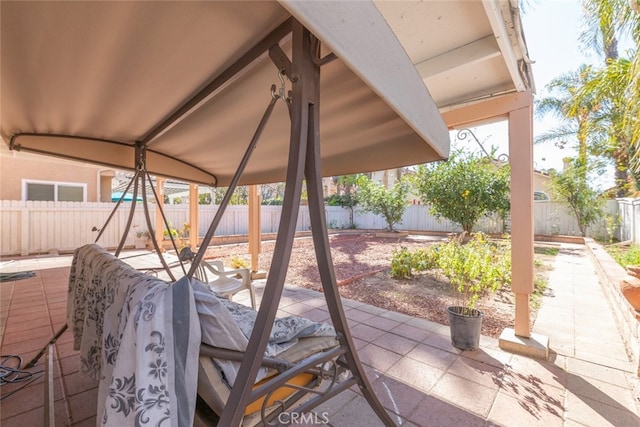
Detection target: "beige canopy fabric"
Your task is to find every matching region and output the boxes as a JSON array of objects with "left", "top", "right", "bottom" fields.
[{"left": 1, "top": 1, "right": 449, "bottom": 186}]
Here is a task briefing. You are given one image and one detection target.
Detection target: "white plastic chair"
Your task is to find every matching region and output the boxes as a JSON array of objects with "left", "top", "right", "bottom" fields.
[
  {"left": 179, "top": 247, "right": 255, "bottom": 309},
  {"left": 194, "top": 259, "right": 256, "bottom": 309}
]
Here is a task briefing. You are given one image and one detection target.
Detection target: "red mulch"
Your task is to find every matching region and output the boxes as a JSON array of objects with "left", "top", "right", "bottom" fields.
[{"left": 204, "top": 233, "right": 540, "bottom": 338}]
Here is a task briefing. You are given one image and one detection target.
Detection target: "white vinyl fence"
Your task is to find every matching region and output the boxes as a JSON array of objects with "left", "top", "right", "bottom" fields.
[
  {"left": 617, "top": 198, "right": 640, "bottom": 243},
  {"left": 0, "top": 199, "right": 626, "bottom": 256}
]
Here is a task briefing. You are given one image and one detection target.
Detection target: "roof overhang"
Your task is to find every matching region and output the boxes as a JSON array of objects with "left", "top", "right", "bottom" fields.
[
  {"left": 1, "top": 1, "right": 450, "bottom": 186},
  {"left": 375, "top": 0, "right": 534, "bottom": 113}
]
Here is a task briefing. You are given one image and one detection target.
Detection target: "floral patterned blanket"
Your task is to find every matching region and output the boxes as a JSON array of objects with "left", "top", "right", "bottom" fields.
[
  {"left": 67, "top": 244, "right": 201, "bottom": 426},
  {"left": 67, "top": 244, "right": 336, "bottom": 425}
]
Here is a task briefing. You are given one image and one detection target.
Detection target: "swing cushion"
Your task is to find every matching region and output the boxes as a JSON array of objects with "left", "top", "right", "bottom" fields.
[
  {"left": 192, "top": 280, "right": 337, "bottom": 386},
  {"left": 193, "top": 279, "right": 339, "bottom": 420}
]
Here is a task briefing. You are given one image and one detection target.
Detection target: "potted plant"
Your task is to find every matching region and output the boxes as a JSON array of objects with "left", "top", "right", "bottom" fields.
[
  {"left": 134, "top": 229, "right": 151, "bottom": 249},
  {"left": 437, "top": 233, "right": 510, "bottom": 350}
]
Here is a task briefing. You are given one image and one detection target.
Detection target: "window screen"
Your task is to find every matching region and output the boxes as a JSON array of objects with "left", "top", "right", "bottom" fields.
[
  {"left": 58, "top": 185, "right": 84, "bottom": 202},
  {"left": 26, "top": 183, "right": 55, "bottom": 201},
  {"left": 25, "top": 181, "right": 85, "bottom": 201}
]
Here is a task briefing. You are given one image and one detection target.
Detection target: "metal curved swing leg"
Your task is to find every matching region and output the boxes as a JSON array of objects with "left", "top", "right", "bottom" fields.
[{"left": 218, "top": 22, "right": 395, "bottom": 426}]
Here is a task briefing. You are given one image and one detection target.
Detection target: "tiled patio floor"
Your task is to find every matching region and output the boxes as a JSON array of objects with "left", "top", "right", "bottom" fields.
[{"left": 1, "top": 243, "right": 639, "bottom": 426}]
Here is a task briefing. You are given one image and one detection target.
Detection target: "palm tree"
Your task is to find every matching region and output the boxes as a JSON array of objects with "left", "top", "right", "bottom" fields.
[
  {"left": 579, "top": 0, "right": 640, "bottom": 193},
  {"left": 535, "top": 65, "right": 601, "bottom": 176},
  {"left": 580, "top": 57, "right": 637, "bottom": 195}
]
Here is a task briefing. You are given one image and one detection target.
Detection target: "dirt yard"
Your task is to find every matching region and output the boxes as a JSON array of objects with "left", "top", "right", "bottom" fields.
[{"left": 204, "top": 233, "right": 556, "bottom": 338}]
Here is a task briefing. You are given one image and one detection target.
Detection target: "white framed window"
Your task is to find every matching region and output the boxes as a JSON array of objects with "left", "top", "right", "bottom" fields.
[
  {"left": 22, "top": 179, "right": 87, "bottom": 202},
  {"left": 534, "top": 191, "right": 550, "bottom": 201}
]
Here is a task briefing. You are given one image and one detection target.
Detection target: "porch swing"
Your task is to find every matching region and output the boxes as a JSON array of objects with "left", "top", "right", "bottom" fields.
[{"left": 1, "top": 2, "right": 450, "bottom": 426}]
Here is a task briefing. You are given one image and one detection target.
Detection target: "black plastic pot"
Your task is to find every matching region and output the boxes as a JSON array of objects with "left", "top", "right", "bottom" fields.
[{"left": 447, "top": 306, "right": 484, "bottom": 350}]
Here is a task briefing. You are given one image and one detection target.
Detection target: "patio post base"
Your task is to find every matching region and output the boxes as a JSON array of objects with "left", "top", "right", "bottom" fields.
[{"left": 499, "top": 327, "right": 549, "bottom": 360}]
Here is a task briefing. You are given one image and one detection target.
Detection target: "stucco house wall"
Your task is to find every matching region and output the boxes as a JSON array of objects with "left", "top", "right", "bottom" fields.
[{"left": 0, "top": 148, "right": 114, "bottom": 202}]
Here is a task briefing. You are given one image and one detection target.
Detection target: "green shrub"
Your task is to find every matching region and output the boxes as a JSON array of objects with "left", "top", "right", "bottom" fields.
[
  {"left": 388, "top": 233, "right": 511, "bottom": 314},
  {"left": 390, "top": 247, "right": 414, "bottom": 279},
  {"left": 412, "top": 246, "right": 440, "bottom": 272},
  {"left": 606, "top": 244, "right": 640, "bottom": 268}
]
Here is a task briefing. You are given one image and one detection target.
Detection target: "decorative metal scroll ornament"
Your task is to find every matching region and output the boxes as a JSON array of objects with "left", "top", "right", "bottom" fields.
[{"left": 455, "top": 128, "right": 509, "bottom": 162}]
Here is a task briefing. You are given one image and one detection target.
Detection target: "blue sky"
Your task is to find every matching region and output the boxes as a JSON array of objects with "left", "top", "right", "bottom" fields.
[{"left": 458, "top": 0, "right": 605, "bottom": 179}]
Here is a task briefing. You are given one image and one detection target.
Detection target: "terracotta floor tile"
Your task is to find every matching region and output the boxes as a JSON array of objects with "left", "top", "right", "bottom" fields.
[
  {"left": 0, "top": 335, "right": 57, "bottom": 356},
  {"left": 358, "top": 343, "right": 403, "bottom": 372},
  {"left": 385, "top": 357, "right": 444, "bottom": 393},
  {"left": 564, "top": 391, "right": 640, "bottom": 427},
  {"left": 63, "top": 371, "right": 99, "bottom": 396},
  {"left": 409, "top": 394, "right": 485, "bottom": 427},
  {"left": 372, "top": 332, "right": 419, "bottom": 356},
  {"left": 389, "top": 323, "right": 432, "bottom": 342},
  {"left": 507, "top": 354, "right": 566, "bottom": 390},
  {"left": 1, "top": 400, "right": 70, "bottom": 427},
  {"left": 371, "top": 374, "right": 427, "bottom": 419},
  {"left": 345, "top": 308, "right": 376, "bottom": 324},
  {"left": 379, "top": 310, "right": 413, "bottom": 323},
  {"left": 430, "top": 373, "right": 497, "bottom": 417},
  {"left": 67, "top": 386, "right": 99, "bottom": 423},
  {"left": 446, "top": 356, "right": 504, "bottom": 391},
  {"left": 488, "top": 390, "right": 564, "bottom": 426},
  {"left": 283, "top": 302, "right": 317, "bottom": 317},
  {"left": 565, "top": 358, "right": 630, "bottom": 388},
  {"left": 351, "top": 323, "right": 386, "bottom": 342},
  {"left": 5, "top": 302, "right": 44, "bottom": 313},
  {"left": 70, "top": 415, "right": 98, "bottom": 426},
  {"left": 3, "top": 317, "right": 51, "bottom": 334},
  {"left": 565, "top": 372, "right": 637, "bottom": 411},
  {"left": 461, "top": 345, "right": 513, "bottom": 369},
  {"left": 59, "top": 354, "right": 81, "bottom": 376},
  {"left": 327, "top": 395, "right": 393, "bottom": 427},
  {"left": 356, "top": 304, "right": 388, "bottom": 315},
  {"left": 5, "top": 310, "right": 49, "bottom": 324},
  {"left": 421, "top": 331, "right": 463, "bottom": 354},
  {"left": 301, "top": 307, "right": 331, "bottom": 323},
  {"left": 313, "top": 388, "right": 359, "bottom": 419},
  {"left": 364, "top": 316, "right": 402, "bottom": 333},
  {"left": 0, "top": 379, "right": 65, "bottom": 419},
  {"left": 1, "top": 325, "right": 53, "bottom": 344},
  {"left": 497, "top": 368, "right": 565, "bottom": 418},
  {"left": 405, "top": 343, "right": 458, "bottom": 371}
]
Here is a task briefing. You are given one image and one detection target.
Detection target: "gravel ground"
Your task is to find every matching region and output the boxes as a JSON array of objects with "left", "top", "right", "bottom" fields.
[{"left": 204, "top": 233, "right": 549, "bottom": 338}]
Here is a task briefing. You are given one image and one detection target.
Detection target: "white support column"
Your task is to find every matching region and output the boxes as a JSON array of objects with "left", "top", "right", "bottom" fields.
[
  {"left": 155, "top": 178, "right": 165, "bottom": 249},
  {"left": 248, "top": 185, "right": 262, "bottom": 273},
  {"left": 189, "top": 184, "right": 198, "bottom": 250},
  {"left": 508, "top": 101, "right": 534, "bottom": 338}
]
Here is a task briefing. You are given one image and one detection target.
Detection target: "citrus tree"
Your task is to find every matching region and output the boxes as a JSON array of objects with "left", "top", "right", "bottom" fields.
[
  {"left": 356, "top": 175, "right": 409, "bottom": 232},
  {"left": 412, "top": 151, "right": 510, "bottom": 233},
  {"left": 325, "top": 174, "right": 360, "bottom": 228},
  {"left": 548, "top": 158, "right": 605, "bottom": 236}
]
